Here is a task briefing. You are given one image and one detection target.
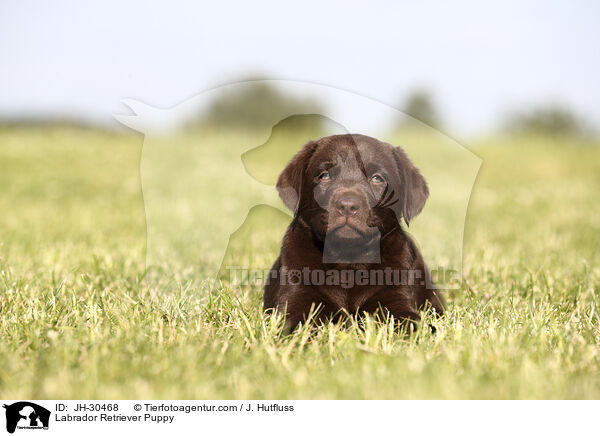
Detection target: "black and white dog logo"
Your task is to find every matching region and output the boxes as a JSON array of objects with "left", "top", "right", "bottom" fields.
[{"left": 3, "top": 402, "right": 50, "bottom": 433}]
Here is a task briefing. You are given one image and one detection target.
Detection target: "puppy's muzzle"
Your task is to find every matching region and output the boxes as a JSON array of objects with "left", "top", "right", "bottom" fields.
[{"left": 335, "top": 194, "right": 360, "bottom": 217}]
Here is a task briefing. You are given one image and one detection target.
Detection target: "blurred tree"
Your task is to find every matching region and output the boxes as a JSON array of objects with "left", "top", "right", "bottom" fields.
[
  {"left": 401, "top": 89, "right": 441, "bottom": 128},
  {"left": 198, "top": 81, "right": 324, "bottom": 130},
  {"left": 505, "top": 105, "right": 585, "bottom": 136}
]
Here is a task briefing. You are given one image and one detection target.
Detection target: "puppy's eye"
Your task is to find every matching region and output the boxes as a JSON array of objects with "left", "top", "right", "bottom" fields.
[
  {"left": 370, "top": 174, "right": 385, "bottom": 184},
  {"left": 318, "top": 171, "right": 331, "bottom": 181}
]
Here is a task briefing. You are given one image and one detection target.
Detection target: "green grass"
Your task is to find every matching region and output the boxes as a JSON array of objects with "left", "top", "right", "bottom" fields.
[{"left": 0, "top": 125, "right": 599, "bottom": 399}]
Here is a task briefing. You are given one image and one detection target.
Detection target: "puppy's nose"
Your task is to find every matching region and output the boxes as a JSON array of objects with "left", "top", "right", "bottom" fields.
[{"left": 335, "top": 195, "right": 360, "bottom": 217}]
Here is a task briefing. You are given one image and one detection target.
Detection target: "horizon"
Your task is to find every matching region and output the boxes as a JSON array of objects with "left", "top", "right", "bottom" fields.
[{"left": 1, "top": 1, "right": 600, "bottom": 140}]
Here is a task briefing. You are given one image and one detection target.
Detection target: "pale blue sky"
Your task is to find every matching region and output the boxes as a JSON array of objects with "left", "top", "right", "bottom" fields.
[{"left": 1, "top": 0, "right": 599, "bottom": 137}]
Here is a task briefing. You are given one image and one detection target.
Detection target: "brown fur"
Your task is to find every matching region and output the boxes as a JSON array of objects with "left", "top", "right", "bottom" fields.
[{"left": 264, "top": 134, "right": 444, "bottom": 330}]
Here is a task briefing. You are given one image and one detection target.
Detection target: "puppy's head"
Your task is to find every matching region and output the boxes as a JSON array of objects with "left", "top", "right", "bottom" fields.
[{"left": 277, "top": 134, "right": 428, "bottom": 249}]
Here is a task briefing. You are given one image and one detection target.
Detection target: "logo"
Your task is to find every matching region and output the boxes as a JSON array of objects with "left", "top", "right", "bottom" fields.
[
  {"left": 115, "top": 80, "right": 481, "bottom": 291},
  {"left": 3, "top": 402, "right": 50, "bottom": 433}
]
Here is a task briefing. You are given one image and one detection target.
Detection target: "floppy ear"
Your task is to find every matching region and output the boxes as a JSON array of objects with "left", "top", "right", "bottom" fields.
[
  {"left": 276, "top": 140, "right": 318, "bottom": 213},
  {"left": 392, "top": 146, "right": 429, "bottom": 225}
]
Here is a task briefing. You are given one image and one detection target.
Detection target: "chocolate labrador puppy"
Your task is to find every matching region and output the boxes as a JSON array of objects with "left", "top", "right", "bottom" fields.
[{"left": 264, "top": 134, "right": 444, "bottom": 330}]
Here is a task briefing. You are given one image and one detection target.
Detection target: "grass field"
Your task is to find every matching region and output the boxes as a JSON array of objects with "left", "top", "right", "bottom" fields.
[{"left": 0, "top": 125, "right": 599, "bottom": 399}]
